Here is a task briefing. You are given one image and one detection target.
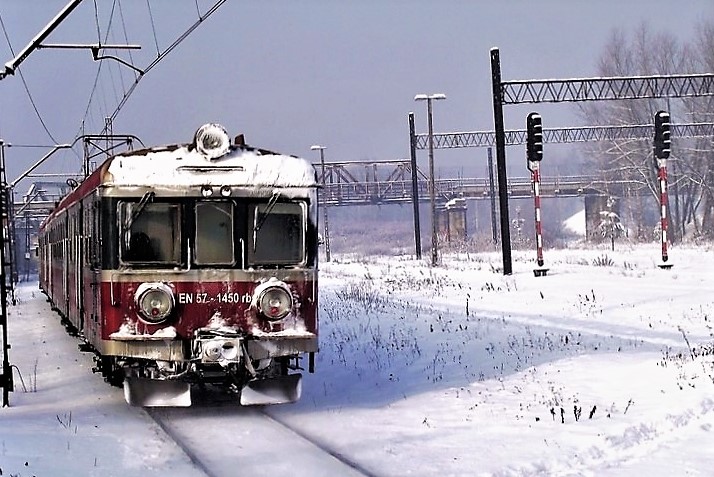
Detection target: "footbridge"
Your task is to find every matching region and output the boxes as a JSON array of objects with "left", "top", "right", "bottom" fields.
[{"left": 314, "top": 160, "right": 633, "bottom": 206}]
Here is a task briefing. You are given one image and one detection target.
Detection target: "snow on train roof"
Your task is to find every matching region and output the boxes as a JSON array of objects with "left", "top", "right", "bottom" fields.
[{"left": 106, "top": 144, "right": 318, "bottom": 188}]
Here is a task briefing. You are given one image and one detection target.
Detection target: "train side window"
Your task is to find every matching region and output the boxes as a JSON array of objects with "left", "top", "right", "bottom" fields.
[
  {"left": 195, "top": 201, "right": 235, "bottom": 265},
  {"left": 119, "top": 202, "right": 181, "bottom": 265}
]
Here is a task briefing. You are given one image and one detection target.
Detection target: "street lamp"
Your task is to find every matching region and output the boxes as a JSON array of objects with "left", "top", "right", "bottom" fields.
[
  {"left": 414, "top": 93, "right": 446, "bottom": 266},
  {"left": 310, "top": 144, "right": 331, "bottom": 262}
]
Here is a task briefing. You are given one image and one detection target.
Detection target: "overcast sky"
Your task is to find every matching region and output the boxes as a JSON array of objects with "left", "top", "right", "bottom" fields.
[{"left": 1, "top": 0, "right": 713, "bottom": 188}]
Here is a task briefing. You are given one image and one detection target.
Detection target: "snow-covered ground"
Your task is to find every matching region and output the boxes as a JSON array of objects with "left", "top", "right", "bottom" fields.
[{"left": 2, "top": 243, "right": 714, "bottom": 476}]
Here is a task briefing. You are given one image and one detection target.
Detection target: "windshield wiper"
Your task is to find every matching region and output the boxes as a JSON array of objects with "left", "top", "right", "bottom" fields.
[
  {"left": 253, "top": 191, "right": 281, "bottom": 233},
  {"left": 125, "top": 191, "right": 155, "bottom": 229},
  {"left": 252, "top": 192, "right": 281, "bottom": 255}
]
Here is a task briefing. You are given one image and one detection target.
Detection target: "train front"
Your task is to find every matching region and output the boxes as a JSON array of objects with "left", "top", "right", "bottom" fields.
[{"left": 99, "top": 124, "right": 319, "bottom": 406}]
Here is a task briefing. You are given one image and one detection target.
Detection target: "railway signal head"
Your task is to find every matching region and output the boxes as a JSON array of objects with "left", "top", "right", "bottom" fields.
[
  {"left": 527, "top": 112, "right": 544, "bottom": 162},
  {"left": 654, "top": 110, "right": 671, "bottom": 159}
]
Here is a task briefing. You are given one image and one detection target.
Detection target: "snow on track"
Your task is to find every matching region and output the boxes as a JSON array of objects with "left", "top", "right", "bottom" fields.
[{"left": 148, "top": 403, "right": 371, "bottom": 477}]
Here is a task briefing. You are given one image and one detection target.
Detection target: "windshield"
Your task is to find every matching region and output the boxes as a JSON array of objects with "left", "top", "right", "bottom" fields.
[
  {"left": 120, "top": 202, "right": 181, "bottom": 265},
  {"left": 116, "top": 198, "right": 306, "bottom": 269},
  {"left": 248, "top": 202, "right": 305, "bottom": 266},
  {"left": 195, "top": 201, "right": 235, "bottom": 265}
]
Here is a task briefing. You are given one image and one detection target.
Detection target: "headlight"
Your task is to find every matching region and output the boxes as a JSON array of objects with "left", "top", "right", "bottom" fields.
[
  {"left": 135, "top": 283, "right": 175, "bottom": 324},
  {"left": 254, "top": 280, "right": 293, "bottom": 321},
  {"left": 194, "top": 123, "right": 231, "bottom": 159}
]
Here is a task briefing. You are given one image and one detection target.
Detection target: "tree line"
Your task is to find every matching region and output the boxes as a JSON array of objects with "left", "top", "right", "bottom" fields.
[{"left": 579, "top": 20, "right": 714, "bottom": 242}]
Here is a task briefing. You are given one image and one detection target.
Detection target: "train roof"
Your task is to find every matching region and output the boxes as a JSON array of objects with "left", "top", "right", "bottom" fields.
[
  {"left": 41, "top": 125, "right": 318, "bottom": 226},
  {"left": 103, "top": 142, "right": 318, "bottom": 188}
]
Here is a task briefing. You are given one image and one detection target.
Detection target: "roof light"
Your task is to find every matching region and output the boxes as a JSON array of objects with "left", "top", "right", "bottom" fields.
[{"left": 194, "top": 123, "right": 231, "bottom": 160}]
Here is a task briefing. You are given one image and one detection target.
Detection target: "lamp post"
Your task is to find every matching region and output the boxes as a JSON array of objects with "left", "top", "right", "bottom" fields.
[
  {"left": 414, "top": 93, "right": 446, "bottom": 266},
  {"left": 310, "top": 145, "right": 331, "bottom": 262}
]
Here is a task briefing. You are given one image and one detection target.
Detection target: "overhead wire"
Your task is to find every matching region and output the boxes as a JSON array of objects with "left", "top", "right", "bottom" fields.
[
  {"left": 93, "top": 0, "right": 101, "bottom": 44},
  {"left": 6, "top": 0, "right": 229, "bottom": 145},
  {"left": 118, "top": 1, "right": 137, "bottom": 72},
  {"left": 97, "top": 0, "right": 228, "bottom": 136},
  {"left": 1, "top": 1, "right": 228, "bottom": 178},
  {"left": 75, "top": 0, "right": 119, "bottom": 141},
  {"left": 83, "top": 0, "right": 120, "bottom": 165},
  {"left": 145, "top": 0, "right": 161, "bottom": 56},
  {"left": 0, "top": 10, "right": 59, "bottom": 145},
  {"left": 105, "top": 40, "right": 122, "bottom": 110},
  {"left": 95, "top": 0, "right": 125, "bottom": 119},
  {"left": 109, "top": 17, "right": 127, "bottom": 98}
]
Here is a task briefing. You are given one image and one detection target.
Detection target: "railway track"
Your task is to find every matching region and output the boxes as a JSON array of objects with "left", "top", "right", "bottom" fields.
[{"left": 147, "top": 392, "right": 376, "bottom": 477}]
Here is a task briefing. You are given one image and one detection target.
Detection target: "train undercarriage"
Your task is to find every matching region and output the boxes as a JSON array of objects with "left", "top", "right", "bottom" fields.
[{"left": 87, "top": 328, "right": 311, "bottom": 407}]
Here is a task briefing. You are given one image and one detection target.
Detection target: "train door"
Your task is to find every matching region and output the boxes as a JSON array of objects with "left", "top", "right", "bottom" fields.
[
  {"left": 48, "top": 226, "right": 54, "bottom": 300},
  {"left": 60, "top": 216, "right": 68, "bottom": 318},
  {"left": 41, "top": 232, "right": 49, "bottom": 293},
  {"left": 74, "top": 206, "right": 84, "bottom": 331},
  {"left": 66, "top": 209, "right": 79, "bottom": 329},
  {"left": 51, "top": 222, "right": 64, "bottom": 310},
  {"left": 83, "top": 197, "right": 101, "bottom": 345}
]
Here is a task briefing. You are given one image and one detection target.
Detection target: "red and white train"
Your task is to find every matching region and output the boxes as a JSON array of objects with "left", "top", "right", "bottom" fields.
[{"left": 37, "top": 124, "right": 320, "bottom": 406}]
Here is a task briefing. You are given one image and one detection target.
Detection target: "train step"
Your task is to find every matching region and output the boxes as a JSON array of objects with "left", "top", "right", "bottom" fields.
[
  {"left": 240, "top": 373, "right": 302, "bottom": 406},
  {"left": 123, "top": 376, "right": 191, "bottom": 407}
]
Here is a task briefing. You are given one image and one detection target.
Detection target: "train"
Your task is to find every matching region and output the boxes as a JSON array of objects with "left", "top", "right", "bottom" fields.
[{"left": 37, "top": 123, "right": 320, "bottom": 406}]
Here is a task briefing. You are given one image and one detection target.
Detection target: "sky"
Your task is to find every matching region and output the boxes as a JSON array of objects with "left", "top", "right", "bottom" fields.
[
  {"left": 1, "top": 0, "right": 713, "bottom": 194},
  {"left": 3, "top": 243, "right": 714, "bottom": 475}
]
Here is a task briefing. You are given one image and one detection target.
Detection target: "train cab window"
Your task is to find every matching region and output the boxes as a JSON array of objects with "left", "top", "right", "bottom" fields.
[
  {"left": 120, "top": 202, "right": 181, "bottom": 266},
  {"left": 195, "top": 201, "right": 235, "bottom": 265},
  {"left": 248, "top": 202, "right": 305, "bottom": 266}
]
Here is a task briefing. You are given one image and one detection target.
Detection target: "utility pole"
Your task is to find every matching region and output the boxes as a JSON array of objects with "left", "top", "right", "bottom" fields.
[
  {"left": 408, "top": 112, "right": 422, "bottom": 259},
  {"left": 414, "top": 93, "right": 446, "bottom": 267},
  {"left": 0, "top": 141, "right": 13, "bottom": 406}
]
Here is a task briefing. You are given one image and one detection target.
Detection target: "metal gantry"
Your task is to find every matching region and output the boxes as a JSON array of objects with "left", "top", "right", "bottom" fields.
[
  {"left": 500, "top": 73, "right": 714, "bottom": 104},
  {"left": 414, "top": 122, "right": 714, "bottom": 150},
  {"left": 81, "top": 134, "right": 139, "bottom": 177}
]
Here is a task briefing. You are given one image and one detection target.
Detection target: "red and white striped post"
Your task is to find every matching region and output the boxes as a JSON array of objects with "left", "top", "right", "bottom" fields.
[
  {"left": 653, "top": 110, "right": 672, "bottom": 269},
  {"left": 526, "top": 111, "right": 547, "bottom": 277},
  {"left": 657, "top": 159, "right": 670, "bottom": 265},
  {"left": 532, "top": 165, "right": 545, "bottom": 268}
]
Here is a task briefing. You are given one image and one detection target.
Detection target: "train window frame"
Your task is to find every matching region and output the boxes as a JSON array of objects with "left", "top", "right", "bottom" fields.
[
  {"left": 194, "top": 200, "right": 236, "bottom": 266},
  {"left": 247, "top": 201, "right": 307, "bottom": 267},
  {"left": 118, "top": 201, "right": 182, "bottom": 267}
]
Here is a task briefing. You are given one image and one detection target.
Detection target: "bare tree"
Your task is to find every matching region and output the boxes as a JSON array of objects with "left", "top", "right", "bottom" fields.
[
  {"left": 681, "top": 21, "right": 714, "bottom": 238},
  {"left": 579, "top": 22, "right": 714, "bottom": 241}
]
